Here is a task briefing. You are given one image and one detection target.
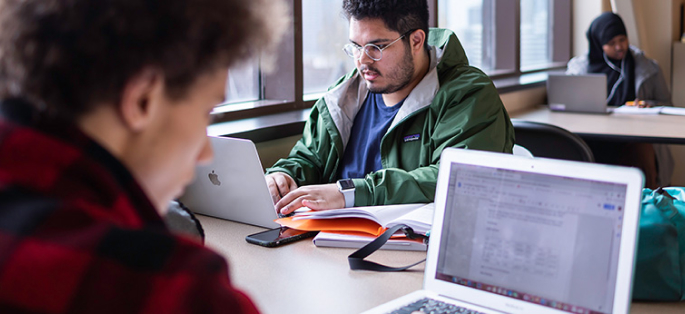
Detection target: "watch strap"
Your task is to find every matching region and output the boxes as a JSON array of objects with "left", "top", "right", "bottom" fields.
[{"left": 337, "top": 179, "right": 355, "bottom": 208}]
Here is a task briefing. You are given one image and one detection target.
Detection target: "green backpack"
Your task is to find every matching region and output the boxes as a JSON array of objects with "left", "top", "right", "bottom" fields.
[{"left": 632, "top": 187, "right": 685, "bottom": 301}]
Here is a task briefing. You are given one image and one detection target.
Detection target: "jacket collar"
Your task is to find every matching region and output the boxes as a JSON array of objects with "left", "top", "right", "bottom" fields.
[
  {"left": 0, "top": 98, "right": 165, "bottom": 229},
  {"left": 629, "top": 46, "right": 658, "bottom": 89}
]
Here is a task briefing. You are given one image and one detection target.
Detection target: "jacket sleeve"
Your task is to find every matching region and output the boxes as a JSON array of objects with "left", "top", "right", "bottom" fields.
[
  {"left": 566, "top": 55, "right": 590, "bottom": 75},
  {"left": 265, "top": 101, "right": 341, "bottom": 186},
  {"left": 644, "top": 61, "right": 672, "bottom": 105},
  {"left": 353, "top": 73, "right": 515, "bottom": 206},
  {"left": 167, "top": 245, "right": 261, "bottom": 314},
  {"left": 196, "top": 264, "right": 261, "bottom": 314}
]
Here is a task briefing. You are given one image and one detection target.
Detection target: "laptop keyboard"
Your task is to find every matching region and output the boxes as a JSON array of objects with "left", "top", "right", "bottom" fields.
[{"left": 389, "top": 298, "right": 485, "bottom": 314}]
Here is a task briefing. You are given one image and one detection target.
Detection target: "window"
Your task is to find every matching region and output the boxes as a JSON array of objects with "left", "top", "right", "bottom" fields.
[
  {"left": 520, "top": 0, "right": 550, "bottom": 71},
  {"left": 302, "top": 0, "right": 351, "bottom": 98},
  {"left": 213, "top": 0, "right": 572, "bottom": 129},
  {"left": 438, "top": 0, "right": 491, "bottom": 71},
  {"left": 225, "top": 59, "right": 260, "bottom": 104},
  {"left": 437, "top": 0, "right": 570, "bottom": 77}
]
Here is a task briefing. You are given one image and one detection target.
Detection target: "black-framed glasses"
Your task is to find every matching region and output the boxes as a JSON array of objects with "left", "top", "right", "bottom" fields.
[{"left": 342, "top": 29, "right": 416, "bottom": 62}]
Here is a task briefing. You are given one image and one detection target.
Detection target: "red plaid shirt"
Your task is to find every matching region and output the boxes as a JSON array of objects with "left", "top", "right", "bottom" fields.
[{"left": 0, "top": 100, "right": 259, "bottom": 314}]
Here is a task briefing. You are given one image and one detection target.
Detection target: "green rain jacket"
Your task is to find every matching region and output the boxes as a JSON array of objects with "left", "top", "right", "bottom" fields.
[{"left": 267, "top": 28, "right": 514, "bottom": 206}]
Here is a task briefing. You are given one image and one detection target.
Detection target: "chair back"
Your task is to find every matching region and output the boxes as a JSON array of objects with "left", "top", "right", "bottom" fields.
[{"left": 512, "top": 119, "right": 594, "bottom": 162}]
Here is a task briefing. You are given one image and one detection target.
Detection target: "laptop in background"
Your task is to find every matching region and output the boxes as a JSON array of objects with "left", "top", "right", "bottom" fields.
[
  {"left": 178, "top": 136, "right": 280, "bottom": 229},
  {"left": 364, "top": 148, "right": 643, "bottom": 314},
  {"left": 547, "top": 73, "right": 610, "bottom": 114}
]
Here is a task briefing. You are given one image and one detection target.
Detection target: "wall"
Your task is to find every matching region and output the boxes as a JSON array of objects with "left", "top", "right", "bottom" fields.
[
  {"left": 630, "top": 0, "right": 678, "bottom": 87},
  {"left": 674, "top": 42, "right": 685, "bottom": 107},
  {"left": 499, "top": 87, "right": 546, "bottom": 115},
  {"left": 573, "top": 0, "right": 603, "bottom": 57},
  {"left": 673, "top": 1, "right": 685, "bottom": 44}
]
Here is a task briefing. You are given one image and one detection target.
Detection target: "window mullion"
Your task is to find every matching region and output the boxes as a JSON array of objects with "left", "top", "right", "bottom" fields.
[
  {"left": 550, "top": 0, "right": 572, "bottom": 64},
  {"left": 492, "top": 0, "right": 517, "bottom": 74},
  {"left": 262, "top": 0, "right": 298, "bottom": 105}
]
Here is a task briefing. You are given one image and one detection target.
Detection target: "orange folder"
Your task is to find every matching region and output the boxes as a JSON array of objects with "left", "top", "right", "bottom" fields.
[{"left": 276, "top": 216, "right": 387, "bottom": 236}]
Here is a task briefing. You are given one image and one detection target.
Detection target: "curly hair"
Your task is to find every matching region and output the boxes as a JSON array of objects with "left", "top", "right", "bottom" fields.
[
  {"left": 342, "top": 0, "right": 429, "bottom": 50},
  {"left": 0, "top": 0, "right": 287, "bottom": 120}
]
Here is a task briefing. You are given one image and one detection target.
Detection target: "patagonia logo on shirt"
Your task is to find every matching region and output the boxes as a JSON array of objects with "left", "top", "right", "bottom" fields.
[{"left": 403, "top": 133, "right": 421, "bottom": 142}]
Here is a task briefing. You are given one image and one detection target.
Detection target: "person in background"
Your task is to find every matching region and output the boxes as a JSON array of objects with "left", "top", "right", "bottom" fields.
[
  {"left": 0, "top": 0, "right": 286, "bottom": 313},
  {"left": 567, "top": 12, "right": 673, "bottom": 188},
  {"left": 266, "top": 0, "right": 514, "bottom": 215}
]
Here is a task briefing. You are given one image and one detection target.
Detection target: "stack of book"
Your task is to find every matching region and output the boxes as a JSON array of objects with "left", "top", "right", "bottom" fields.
[{"left": 276, "top": 203, "right": 434, "bottom": 251}]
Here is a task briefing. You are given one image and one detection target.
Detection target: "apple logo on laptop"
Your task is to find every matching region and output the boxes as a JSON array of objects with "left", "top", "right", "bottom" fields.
[{"left": 208, "top": 170, "right": 221, "bottom": 186}]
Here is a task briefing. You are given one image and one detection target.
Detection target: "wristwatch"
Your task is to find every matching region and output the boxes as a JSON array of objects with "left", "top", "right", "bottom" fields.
[{"left": 336, "top": 179, "right": 355, "bottom": 208}]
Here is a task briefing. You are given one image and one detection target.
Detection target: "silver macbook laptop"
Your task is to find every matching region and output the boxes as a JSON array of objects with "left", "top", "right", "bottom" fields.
[
  {"left": 547, "top": 74, "right": 610, "bottom": 114},
  {"left": 178, "top": 136, "right": 280, "bottom": 228},
  {"left": 364, "top": 148, "right": 643, "bottom": 314}
]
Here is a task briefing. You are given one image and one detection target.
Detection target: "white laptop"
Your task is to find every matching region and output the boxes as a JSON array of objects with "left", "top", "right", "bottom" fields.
[
  {"left": 547, "top": 73, "right": 611, "bottom": 114},
  {"left": 178, "top": 136, "right": 280, "bottom": 228},
  {"left": 364, "top": 148, "right": 643, "bottom": 314}
]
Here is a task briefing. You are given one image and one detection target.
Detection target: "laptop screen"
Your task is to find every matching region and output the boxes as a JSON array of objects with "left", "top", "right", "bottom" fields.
[{"left": 435, "top": 162, "right": 628, "bottom": 314}]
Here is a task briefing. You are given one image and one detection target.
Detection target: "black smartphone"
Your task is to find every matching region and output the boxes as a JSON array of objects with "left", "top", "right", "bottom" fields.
[{"left": 245, "top": 227, "right": 318, "bottom": 247}]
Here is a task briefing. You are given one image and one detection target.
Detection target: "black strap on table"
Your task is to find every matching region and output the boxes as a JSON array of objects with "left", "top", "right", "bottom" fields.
[
  {"left": 655, "top": 186, "right": 675, "bottom": 200},
  {"left": 348, "top": 224, "right": 428, "bottom": 272}
]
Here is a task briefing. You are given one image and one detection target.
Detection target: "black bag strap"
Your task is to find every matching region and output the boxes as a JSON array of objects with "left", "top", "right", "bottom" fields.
[
  {"left": 655, "top": 187, "right": 675, "bottom": 200},
  {"left": 348, "top": 224, "right": 428, "bottom": 272}
]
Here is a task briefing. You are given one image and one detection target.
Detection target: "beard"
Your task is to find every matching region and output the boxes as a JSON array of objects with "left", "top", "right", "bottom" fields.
[{"left": 363, "top": 45, "right": 415, "bottom": 94}]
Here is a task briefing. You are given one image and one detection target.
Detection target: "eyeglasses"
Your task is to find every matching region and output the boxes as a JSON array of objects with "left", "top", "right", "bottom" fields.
[{"left": 342, "top": 29, "right": 416, "bottom": 62}]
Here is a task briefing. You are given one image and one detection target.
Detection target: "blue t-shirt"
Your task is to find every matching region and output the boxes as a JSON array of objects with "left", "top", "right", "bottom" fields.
[{"left": 338, "top": 93, "right": 403, "bottom": 179}]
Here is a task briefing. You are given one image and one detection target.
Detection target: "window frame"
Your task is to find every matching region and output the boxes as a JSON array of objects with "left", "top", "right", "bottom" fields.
[
  {"left": 434, "top": 0, "right": 570, "bottom": 79},
  {"left": 212, "top": 0, "right": 313, "bottom": 125},
  {"left": 211, "top": 0, "right": 571, "bottom": 134}
]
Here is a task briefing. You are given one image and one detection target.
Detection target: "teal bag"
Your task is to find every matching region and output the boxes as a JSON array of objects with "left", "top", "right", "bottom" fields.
[{"left": 632, "top": 187, "right": 685, "bottom": 301}]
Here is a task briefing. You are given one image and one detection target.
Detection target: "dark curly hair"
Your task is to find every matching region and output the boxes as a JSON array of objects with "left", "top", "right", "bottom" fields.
[
  {"left": 342, "top": 0, "right": 429, "bottom": 50},
  {"left": 0, "top": 0, "right": 286, "bottom": 120}
]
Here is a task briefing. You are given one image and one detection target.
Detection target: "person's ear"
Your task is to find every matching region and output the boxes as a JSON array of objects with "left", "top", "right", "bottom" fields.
[
  {"left": 410, "top": 29, "right": 426, "bottom": 54},
  {"left": 119, "top": 68, "right": 164, "bottom": 132}
]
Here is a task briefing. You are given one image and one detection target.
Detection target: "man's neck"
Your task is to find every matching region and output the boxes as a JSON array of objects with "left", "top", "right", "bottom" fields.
[
  {"left": 77, "top": 104, "right": 128, "bottom": 160},
  {"left": 381, "top": 50, "right": 431, "bottom": 106}
]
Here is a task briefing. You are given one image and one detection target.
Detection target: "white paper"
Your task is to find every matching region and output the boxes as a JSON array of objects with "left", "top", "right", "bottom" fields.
[{"left": 292, "top": 203, "right": 428, "bottom": 229}]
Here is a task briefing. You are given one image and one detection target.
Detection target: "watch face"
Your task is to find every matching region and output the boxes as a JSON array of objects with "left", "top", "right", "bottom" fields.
[{"left": 338, "top": 179, "right": 354, "bottom": 190}]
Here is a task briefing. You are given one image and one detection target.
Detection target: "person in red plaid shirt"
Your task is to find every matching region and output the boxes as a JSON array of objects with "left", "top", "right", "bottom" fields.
[{"left": 0, "top": 0, "right": 286, "bottom": 313}]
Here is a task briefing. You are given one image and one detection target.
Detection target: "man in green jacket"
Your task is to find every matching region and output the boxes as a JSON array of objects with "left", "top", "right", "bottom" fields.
[{"left": 267, "top": 0, "right": 514, "bottom": 215}]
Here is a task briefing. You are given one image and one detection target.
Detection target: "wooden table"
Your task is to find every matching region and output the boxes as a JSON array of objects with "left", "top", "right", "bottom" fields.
[
  {"left": 512, "top": 106, "right": 685, "bottom": 144},
  {"left": 198, "top": 215, "right": 685, "bottom": 314}
]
